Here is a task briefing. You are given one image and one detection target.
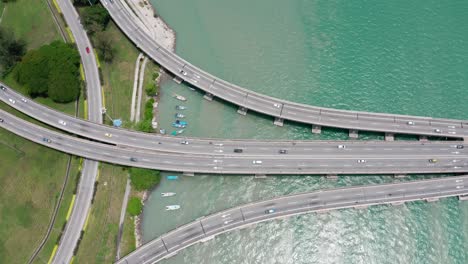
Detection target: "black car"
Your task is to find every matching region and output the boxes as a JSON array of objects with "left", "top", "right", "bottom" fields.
[
  {"left": 456, "top": 145, "right": 464, "bottom": 149},
  {"left": 0, "top": 85, "right": 5, "bottom": 91},
  {"left": 42, "top": 138, "right": 51, "bottom": 143},
  {"left": 279, "top": 149, "right": 288, "bottom": 154},
  {"left": 233, "top": 148, "right": 243, "bottom": 153},
  {"left": 130, "top": 157, "right": 138, "bottom": 162}
]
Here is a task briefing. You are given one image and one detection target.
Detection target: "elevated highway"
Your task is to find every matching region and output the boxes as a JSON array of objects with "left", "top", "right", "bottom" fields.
[
  {"left": 1, "top": 84, "right": 466, "bottom": 159},
  {"left": 117, "top": 175, "right": 468, "bottom": 264},
  {"left": 1, "top": 109, "right": 468, "bottom": 175},
  {"left": 101, "top": 0, "right": 468, "bottom": 139}
]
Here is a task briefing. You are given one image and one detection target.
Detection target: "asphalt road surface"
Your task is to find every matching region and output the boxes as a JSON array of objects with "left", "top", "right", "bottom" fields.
[{"left": 1, "top": 109, "right": 468, "bottom": 175}]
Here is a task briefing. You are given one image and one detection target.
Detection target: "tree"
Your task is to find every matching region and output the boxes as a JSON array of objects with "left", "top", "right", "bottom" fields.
[
  {"left": 81, "top": 5, "right": 110, "bottom": 34},
  {"left": 145, "top": 82, "right": 158, "bottom": 96},
  {"left": 0, "top": 28, "right": 26, "bottom": 76},
  {"left": 95, "top": 31, "right": 115, "bottom": 62},
  {"left": 136, "top": 119, "right": 153, "bottom": 133},
  {"left": 129, "top": 168, "right": 161, "bottom": 191},
  {"left": 72, "top": 0, "right": 99, "bottom": 6},
  {"left": 14, "top": 41, "right": 81, "bottom": 102},
  {"left": 127, "top": 197, "right": 143, "bottom": 216}
]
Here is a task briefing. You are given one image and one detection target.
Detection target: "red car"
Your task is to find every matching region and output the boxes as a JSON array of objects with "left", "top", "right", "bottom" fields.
[{"left": 86, "top": 47, "right": 90, "bottom": 54}]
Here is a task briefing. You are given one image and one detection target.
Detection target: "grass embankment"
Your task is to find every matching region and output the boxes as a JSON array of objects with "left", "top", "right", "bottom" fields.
[
  {"left": 0, "top": 1, "right": 83, "bottom": 263},
  {"left": 73, "top": 164, "right": 128, "bottom": 263},
  {"left": 0, "top": 0, "right": 61, "bottom": 49},
  {"left": 99, "top": 21, "right": 159, "bottom": 125}
]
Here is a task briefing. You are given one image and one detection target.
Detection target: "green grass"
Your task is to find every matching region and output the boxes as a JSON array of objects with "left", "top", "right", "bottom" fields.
[
  {"left": 0, "top": 129, "right": 80, "bottom": 264},
  {"left": 0, "top": 0, "right": 61, "bottom": 50},
  {"left": 73, "top": 164, "right": 128, "bottom": 264},
  {"left": 0, "top": 1, "right": 82, "bottom": 263},
  {"left": 100, "top": 21, "right": 141, "bottom": 124},
  {"left": 120, "top": 200, "right": 137, "bottom": 256},
  {"left": 32, "top": 158, "right": 81, "bottom": 264}
]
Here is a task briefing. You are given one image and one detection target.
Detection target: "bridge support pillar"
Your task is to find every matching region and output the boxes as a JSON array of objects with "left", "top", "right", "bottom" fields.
[
  {"left": 394, "top": 174, "right": 406, "bottom": 179},
  {"left": 237, "top": 106, "right": 248, "bottom": 115},
  {"left": 183, "top": 172, "right": 195, "bottom": 177},
  {"left": 458, "top": 195, "right": 468, "bottom": 201},
  {"left": 203, "top": 93, "right": 214, "bottom": 101},
  {"left": 385, "top": 133, "right": 394, "bottom": 141},
  {"left": 349, "top": 129, "right": 359, "bottom": 139},
  {"left": 312, "top": 125, "right": 322, "bottom": 134},
  {"left": 425, "top": 197, "right": 439, "bottom": 203},
  {"left": 419, "top": 135, "right": 428, "bottom": 142},
  {"left": 326, "top": 174, "right": 338, "bottom": 180},
  {"left": 254, "top": 174, "right": 267, "bottom": 179},
  {"left": 274, "top": 117, "right": 284, "bottom": 127},
  {"left": 173, "top": 76, "right": 183, "bottom": 84}
]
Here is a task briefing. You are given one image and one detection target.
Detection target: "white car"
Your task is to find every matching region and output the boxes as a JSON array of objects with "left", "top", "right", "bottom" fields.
[
  {"left": 252, "top": 160, "right": 262, "bottom": 164},
  {"left": 58, "top": 120, "right": 67, "bottom": 126},
  {"left": 434, "top": 128, "right": 441, "bottom": 133},
  {"left": 407, "top": 121, "right": 415, "bottom": 125},
  {"left": 337, "top": 145, "right": 346, "bottom": 149},
  {"left": 8, "top": 98, "right": 15, "bottom": 104},
  {"left": 357, "top": 159, "right": 367, "bottom": 163},
  {"left": 105, "top": 133, "right": 112, "bottom": 138},
  {"left": 21, "top": 98, "right": 27, "bottom": 103}
]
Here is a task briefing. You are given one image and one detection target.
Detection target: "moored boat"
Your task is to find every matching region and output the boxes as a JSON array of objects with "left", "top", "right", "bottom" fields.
[
  {"left": 173, "top": 94, "right": 187, "bottom": 101},
  {"left": 165, "top": 205, "right": 180, "bottom": 211},
  {"left": 161, "top": 192, "right": 176, "bottom": 197},
  {"left": 175, "top": 105, "right": 187, "bottom": 110},
  {"left": 159, "top": 129, "right": 166, "bottom": 134},
  {"left": 166, "top": 175, "right": 179, "bottom": 180},
  {"left": 171, "top": 129, "right": 184, "bottom": 136},
  {"left": 172, "top": 123, "right": 186, "bottom": 128},
  {"left": 175, "top": 113, "right": 185, "bottom": 118}
]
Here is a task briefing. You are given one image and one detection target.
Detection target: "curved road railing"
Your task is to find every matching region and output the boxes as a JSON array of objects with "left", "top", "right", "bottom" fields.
[
  {"left": 1, "top": 109, "right": 468, "bottom": 175},
  {"left": 101, "top": 0, "right": 468, "bottom": 138},
  {"left": 117, "top": 175, "right": 468, "bottom": 264}
]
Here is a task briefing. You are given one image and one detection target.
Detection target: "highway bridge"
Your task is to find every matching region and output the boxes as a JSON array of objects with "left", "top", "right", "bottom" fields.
[
  {"left": 116, "top": 175, "right": 468, "bottom": 264},
  {"left": 101, "top": 0, "right": 468, "bottom": 139},
  {"left": 1, "top": 109, "right": 468, "bottom": 175},
  {"left": 1, "top": 84, "right": 467, "bottom": 159}
]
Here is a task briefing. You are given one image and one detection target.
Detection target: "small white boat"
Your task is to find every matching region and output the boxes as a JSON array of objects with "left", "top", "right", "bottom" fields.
[
  {"left": 173, "top": 94, "right": 187, "bottom": 101},
  {"left": 166, "top": 205, "right": 181, "bottom": 211},
  {"left": 161, "top": 192, "right": 176, "bottom": 197}
]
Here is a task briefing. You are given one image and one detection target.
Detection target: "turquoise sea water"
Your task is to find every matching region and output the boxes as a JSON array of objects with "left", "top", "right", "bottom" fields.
[{"left": 143, "top": 0, "right": 468, "bottom": 263}]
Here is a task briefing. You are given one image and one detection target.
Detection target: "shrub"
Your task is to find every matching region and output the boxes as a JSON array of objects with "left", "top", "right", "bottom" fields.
[
  {"left": 129, "top": 168, "right": 161, "bottom": 191},
  {"left": 127, "top": 197, "right": 143, "bottom": 216}
]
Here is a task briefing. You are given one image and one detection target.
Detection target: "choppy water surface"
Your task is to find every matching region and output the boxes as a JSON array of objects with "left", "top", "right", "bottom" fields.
[{"left": 143, "top": 0, "right": 468, "bottom": 263}]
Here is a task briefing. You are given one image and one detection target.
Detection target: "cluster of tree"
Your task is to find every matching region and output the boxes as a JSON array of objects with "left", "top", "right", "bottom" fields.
[
  {"left": 0, "top": 28, "right": 26, "bottom": 76},
  {"left": 1, "top": 0, "right": 18, "bottom": 3},
  {"left": 136, "top": 98, "right": 155, "bottom": 132},
  {"left": 72, "top": 0, "right": 99, "bottom": 6},
  {"left": 75, "top": 3, "right": 115, "bottom": 63},
  {"left": 145, "top": 73, "right": 159, "bottom": 96},
  {"left": 127, "top": 197, "right": 143, "bottom": 216},
  {"left": 129, "top": 167, "right": 161, "bottom": 191},
  {"left": 14, "top": 41, "right": 81, "bottom": 103}
]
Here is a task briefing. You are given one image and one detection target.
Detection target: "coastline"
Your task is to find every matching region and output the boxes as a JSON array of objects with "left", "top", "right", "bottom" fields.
[{"left": 124, "top": 0, "right": 176, "bottom": 248}]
